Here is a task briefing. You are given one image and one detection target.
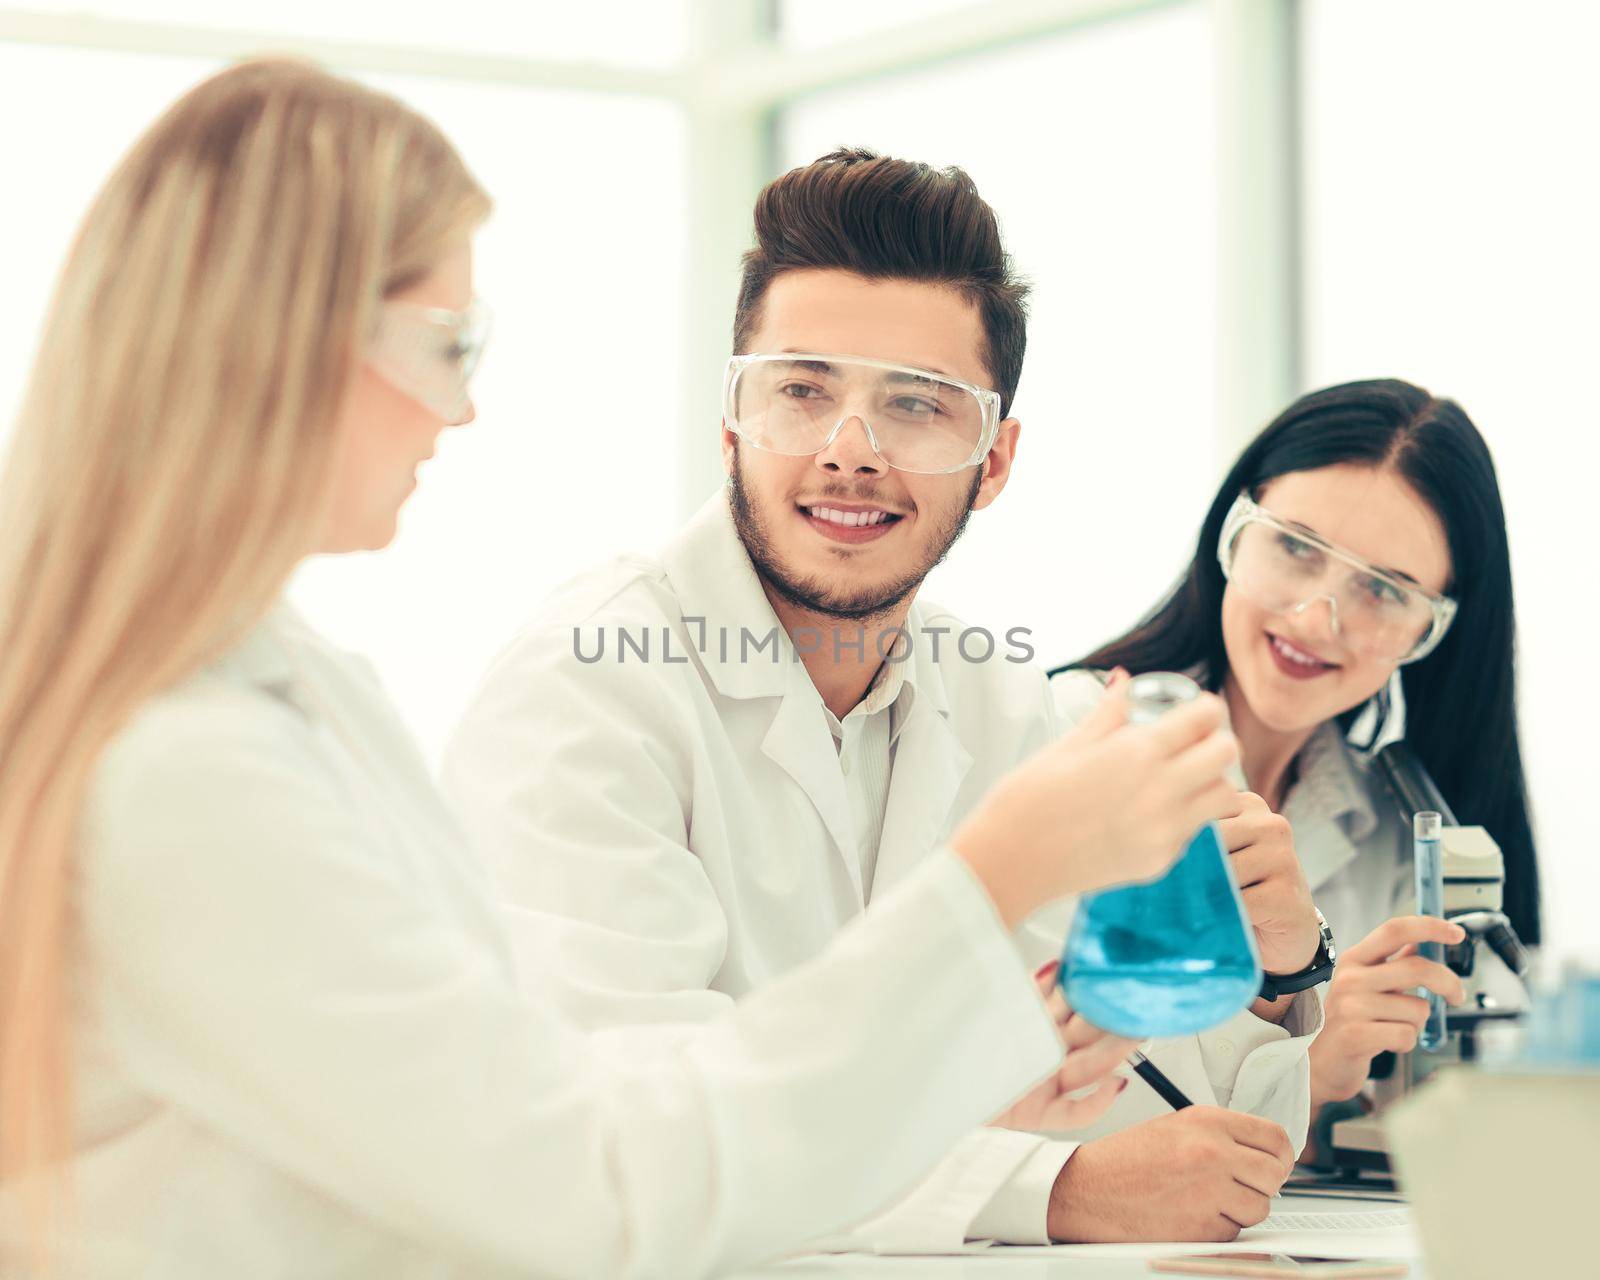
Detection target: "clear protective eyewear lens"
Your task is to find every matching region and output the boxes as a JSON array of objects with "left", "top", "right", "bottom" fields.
[
  {"left": 1224, "top": 518, "right": 1440, "bottom": 662},
  {"left": 368, "top": 298, "right": 493, "bottom": 421},
  {"left": 726, "top": 354, "right": 996, "bottom": 474}
]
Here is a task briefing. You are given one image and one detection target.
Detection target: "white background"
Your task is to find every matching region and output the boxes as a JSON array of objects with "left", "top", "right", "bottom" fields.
[{"left": 0, "top": 0, "right": 1591, "bottom": 955}]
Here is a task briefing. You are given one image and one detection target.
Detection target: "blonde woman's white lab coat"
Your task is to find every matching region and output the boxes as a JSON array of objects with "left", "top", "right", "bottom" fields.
[
  {"left": 6, "top": 606, "right": 1067, "bottom": 1279},
  {"left": 442, "top": 495, "right": 1322, "bottom": 1252}
]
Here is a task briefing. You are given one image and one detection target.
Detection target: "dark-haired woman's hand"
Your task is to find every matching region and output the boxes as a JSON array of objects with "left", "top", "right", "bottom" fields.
[
  {"left": 951, "top": 683, "right": 1239, "bottom": 927},
  {"left": 1218, "top": 792, "right": 1320, "bottom": 998},
  {"left": 1308, "top": 915, "right": 1467, "bottom": 1108}
]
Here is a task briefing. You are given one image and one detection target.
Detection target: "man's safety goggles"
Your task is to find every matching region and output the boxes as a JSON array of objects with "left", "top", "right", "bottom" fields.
[
  {"left": 723, "top": 352, "right": 1002, "bottom": 476},
  {"left": 1217, "top": 493, "right": 1457, "bottom": 664},
  {"left": 368, "top": 297, "right": 493, "bottom": 424}
]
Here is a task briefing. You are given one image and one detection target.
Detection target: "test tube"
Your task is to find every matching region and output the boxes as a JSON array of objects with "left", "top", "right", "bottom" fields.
[{"left": 1414, "top": 811, "right": 1448, "bottom": 1052}]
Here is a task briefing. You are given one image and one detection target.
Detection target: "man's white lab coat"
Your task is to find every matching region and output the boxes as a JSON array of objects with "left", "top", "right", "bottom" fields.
[{"left": 444, "top": 495, "right": 1322, "bottom": 1251}]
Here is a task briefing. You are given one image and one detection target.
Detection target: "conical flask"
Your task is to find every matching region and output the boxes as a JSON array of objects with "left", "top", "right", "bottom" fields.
[{"left": 1058, "top": 672, "right": 1262, "bottom": 1038}]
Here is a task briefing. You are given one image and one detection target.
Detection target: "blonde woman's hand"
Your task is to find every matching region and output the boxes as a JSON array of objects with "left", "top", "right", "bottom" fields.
[
  {"left": 950, "top": 680, "right": 1239, "bottom": 926},
  {"left": 990, "top": 962, "right": 1136, "bottom": 1132}
]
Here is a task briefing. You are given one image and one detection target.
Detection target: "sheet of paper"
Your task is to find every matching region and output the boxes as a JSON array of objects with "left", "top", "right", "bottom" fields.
[
  {"left": 814, "top": 1199, "right": 1419, "bottom": 1262},
  {"left": 980, "top": 1203, "right": 1419, "bottom": 1261},
  {"left": 1260, "top": 1209, "right": 1410, "bottom": 1231}
]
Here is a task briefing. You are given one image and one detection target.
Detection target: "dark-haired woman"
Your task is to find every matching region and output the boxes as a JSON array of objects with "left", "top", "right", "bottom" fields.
[{"left": 1050, "top": 378, "right": 1539, "bottom": 1126}]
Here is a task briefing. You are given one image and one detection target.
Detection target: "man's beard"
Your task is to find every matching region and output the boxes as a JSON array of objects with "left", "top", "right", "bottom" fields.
[{"left": 727, "top": 444, "right": 983, "bottom": 623}]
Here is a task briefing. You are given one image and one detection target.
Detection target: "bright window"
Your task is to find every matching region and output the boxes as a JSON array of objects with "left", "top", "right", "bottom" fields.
[
  {"left": 1301, "top": 0, "right": 1598, "bottom": 954},
  {"left": 781, "top": 2, "right": 1217, "bottom": 673},
  {"left": 779, "top": 0, "right": 983, "bottom": 50},
  {"left": 0, "top": 44, "right": 220, "bottom": 432},
  {"left": 4, "top": 1, "right": 1588, "bottom": 959},
  {"left": 292, "top": 73, "right": 686, "bottom": 760},
  {"left": 0, "top": 45, "right": 688, "bottom": 760},
  {"left": 13, "top": 0, "right": 689, "bottom": 66}
]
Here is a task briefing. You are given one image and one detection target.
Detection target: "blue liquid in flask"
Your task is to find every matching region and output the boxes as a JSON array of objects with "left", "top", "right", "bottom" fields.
[{"left": 1059, "top": 673, "right": 1263, "bottom": 1039}]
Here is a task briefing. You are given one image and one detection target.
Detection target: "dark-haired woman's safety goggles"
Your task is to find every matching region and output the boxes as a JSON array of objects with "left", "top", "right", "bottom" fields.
[
  {"left": 368, "top": 297, "right": 493, "bottom": 424},
  {"left": 723, "top": 352, "right": 1002, "bottom": 475},
  {"left": 1217, "top": 493, "right": 1457, "bottom": 664}
]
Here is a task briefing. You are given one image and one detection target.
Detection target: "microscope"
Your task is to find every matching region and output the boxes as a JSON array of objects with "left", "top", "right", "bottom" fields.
[{"left": 1326, "top": 742, "right": 1532, "bottom": 1179}]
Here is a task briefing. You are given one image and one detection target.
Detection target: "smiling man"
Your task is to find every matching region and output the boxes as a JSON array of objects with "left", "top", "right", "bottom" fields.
[
  {"left": 442, "top": 149, "right": 1323, "bottom": 1248},
  {"left": 719, "top": 260, "right": 1012, "bottom": 732}
]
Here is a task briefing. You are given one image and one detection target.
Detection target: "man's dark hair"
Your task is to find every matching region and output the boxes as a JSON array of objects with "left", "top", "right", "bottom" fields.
[{"left": 733, "top": 147, "right": 1030, "bottom": 416}]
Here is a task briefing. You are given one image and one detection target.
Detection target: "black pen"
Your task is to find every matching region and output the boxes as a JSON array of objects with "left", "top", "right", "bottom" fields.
[{"left": 1128, "top": 1050, "right": 1193, "bottom": 1110}]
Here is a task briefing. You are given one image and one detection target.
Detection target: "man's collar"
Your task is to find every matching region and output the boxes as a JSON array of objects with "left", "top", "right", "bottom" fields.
[{"left": 658, "top": 491, "right": 792, "bottom": 700}]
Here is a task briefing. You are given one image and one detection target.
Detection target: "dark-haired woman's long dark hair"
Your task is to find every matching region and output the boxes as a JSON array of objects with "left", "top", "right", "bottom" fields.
[{"left": 1053, "top": 378, "right": 1540, "bottom": 945}]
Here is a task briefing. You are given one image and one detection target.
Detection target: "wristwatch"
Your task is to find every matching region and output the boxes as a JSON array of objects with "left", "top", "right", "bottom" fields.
[{"left": 1258, "top": 908, "right": 1337, "bottom": 1001}]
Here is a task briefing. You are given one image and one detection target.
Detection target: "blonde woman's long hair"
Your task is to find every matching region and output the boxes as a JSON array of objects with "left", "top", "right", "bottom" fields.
[{"left": 0, "top": 58, "right": 490, "bottom": 1232}]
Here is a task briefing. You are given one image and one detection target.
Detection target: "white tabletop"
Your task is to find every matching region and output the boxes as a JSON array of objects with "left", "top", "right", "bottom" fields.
[{"left": 725, "top": 1195, "right": 1425, "bottom": 1279}]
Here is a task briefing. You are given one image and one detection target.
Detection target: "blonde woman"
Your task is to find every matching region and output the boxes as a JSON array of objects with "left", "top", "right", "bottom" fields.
[{"left": 0, "top": 61, "right": 1243, "bottom": 1276}]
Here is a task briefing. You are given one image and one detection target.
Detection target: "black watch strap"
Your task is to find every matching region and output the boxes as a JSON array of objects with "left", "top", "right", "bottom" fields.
[{"left": 1258, "top": 909, "right": 1337, "bottom": 1001}]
